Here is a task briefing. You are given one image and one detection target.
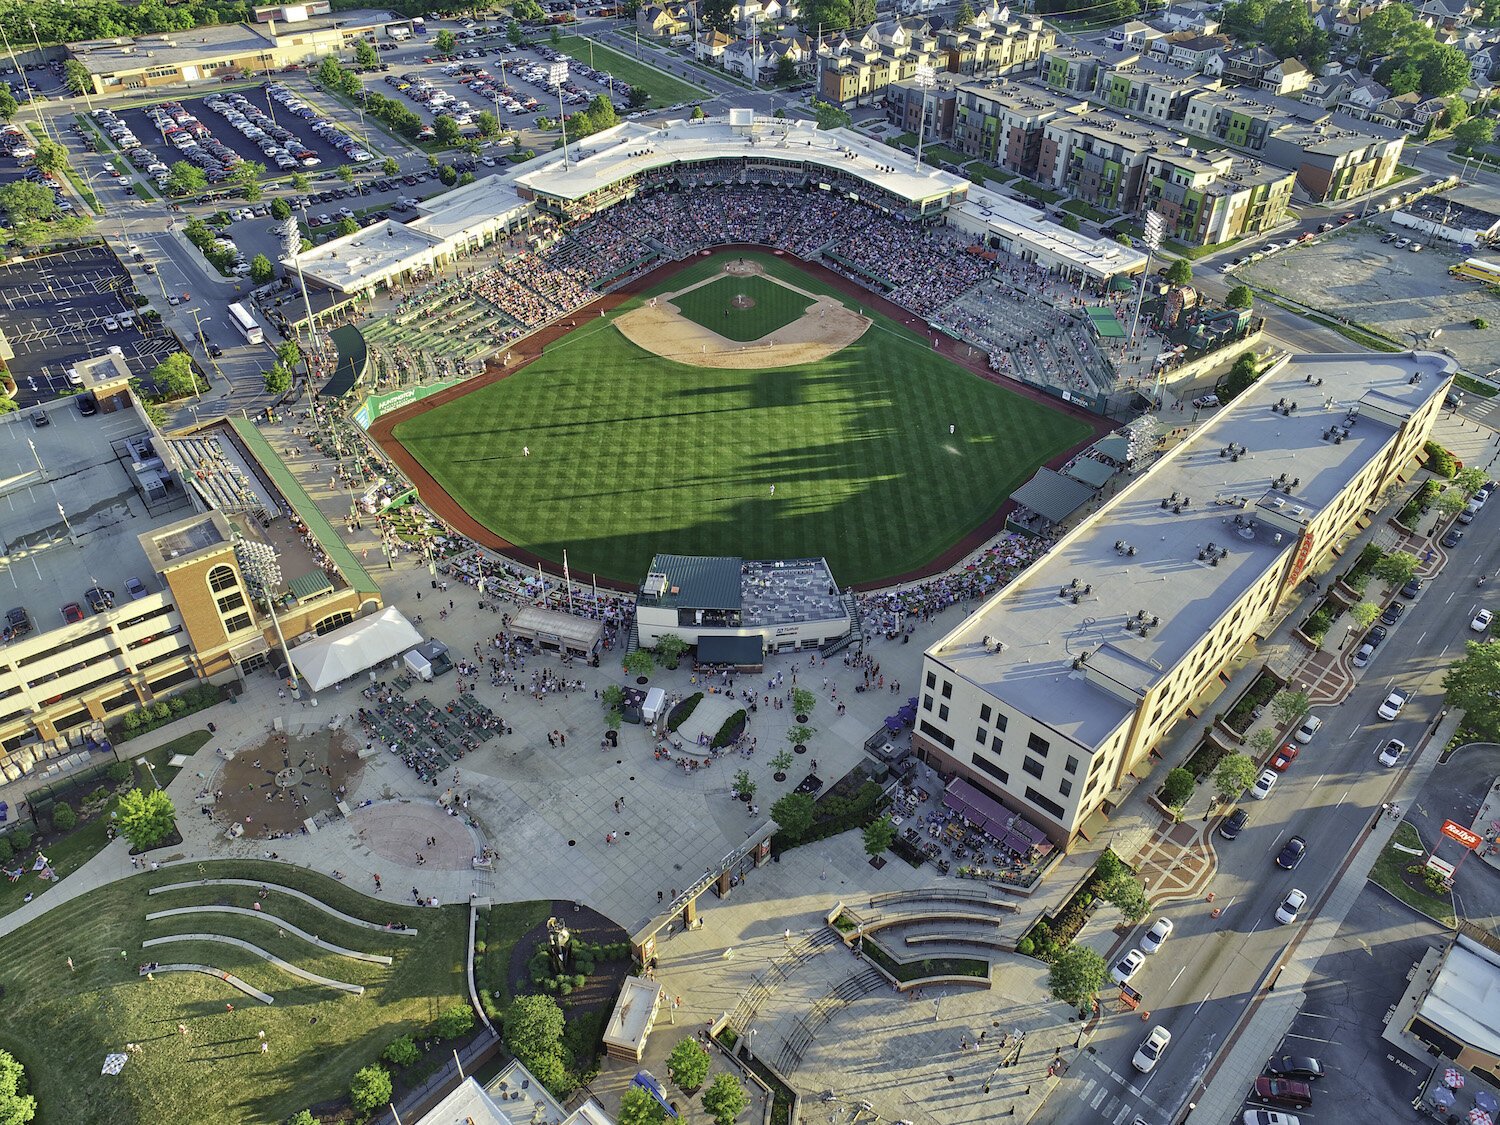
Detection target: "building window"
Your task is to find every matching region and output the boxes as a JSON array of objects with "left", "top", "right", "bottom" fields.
[
  {"left": 938, "top": 704, "right": 950, "bottom": 722},
  {"left": 1060, "top": 779, "right": 1073, "bottom": 798},
  {"left": 1024, "top": 786, "right": 1065, "bottom": 820},
  {"left": 991, "top": 734, "right": 1004, "bottom": 754},
  {"left": 240, "top": 652, "right": 269, "bottom": 674},
  {"left": 919, "top": 720, "right": 955, "bottom": 750},
  {"left": 1065, "top": 755, "right": 1079, "bottom": 775},
  {"left": 941, "top": 680, "right": 952, "bottom": 699},
  {"left": 971, "top": 752, "right": 1009, "bottom": 784},
  {"left": 223, "top": 613, "right": 253, "bottom": 634},
  {"left": 208, "top": 565, "right": 238, "bottom": 593},
  {"left": 996, "top": 714, "right": 1008, "bottom": 732},
  {"left": 1027, "top": 732, "right": 1050, "bottom": 757},
  {"left": 923, "top": 694, "right": 933, "bottom": 711},
  {"left": 926, "top": 670, "right": 936, "bottom": 689},
  {"left": 315, "top": 611, "right": 354, "bottom": 635},
  {"left": 216, "top": 591, "right": 246, "bottom": 615},
  {"left": 980, "top": 704, "right": 992, "bottom": 723},
  {"left": 976, "top": 726, "right": 988, "bottom": 745},
  {"left": 1022, "top": 756, "right": 1045, "bottom": 779}
]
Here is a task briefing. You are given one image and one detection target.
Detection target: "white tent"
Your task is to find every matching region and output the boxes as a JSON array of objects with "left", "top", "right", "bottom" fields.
[{"left": 289, "top": 606, "right": 423, "bottom": 692}]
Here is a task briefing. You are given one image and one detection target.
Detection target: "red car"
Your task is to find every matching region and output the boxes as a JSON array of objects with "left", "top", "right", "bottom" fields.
[
  {"left": 61, "top": 603, "right": 84, "bottom": 624},
  {"left": 1271, "top": 744, "right": 1299, "bottom": 771}
]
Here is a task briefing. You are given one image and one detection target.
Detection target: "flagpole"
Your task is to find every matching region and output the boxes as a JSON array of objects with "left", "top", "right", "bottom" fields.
[{"left": 563, "top": 550, "right": 575, "bottom": 616}]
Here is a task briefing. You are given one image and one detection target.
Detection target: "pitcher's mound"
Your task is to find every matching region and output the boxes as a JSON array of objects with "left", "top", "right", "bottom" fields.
[{"left": 730, "top": 293, "right": 756, "bottom": 310}]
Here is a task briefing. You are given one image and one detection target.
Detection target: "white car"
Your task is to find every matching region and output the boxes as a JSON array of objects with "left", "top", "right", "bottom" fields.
[
  {"left": 1111, "top": 948, "right": 1145, "bottom": 985},
  {"left": 1473, "top": 608, "right": 1493, "bottom": 632},
  {"left": 1378, "top": 738, "right": 1406, "bottom": 767},
  {"left": 1132, "top": 1025, "right": 1171, "bottom": 1072},
  {"left": 1377, "top": 689, "right": 1409, "bottom": 720},
  {"left": 1250, "top": 769, "right": 1278, "bottom": 800},
  {"left": 1243, "top": 1113, "right": 1301, "bottom": 1125},
  {"left": 1275, "top": 888, "right": 1307, "bottom": 925},
  {"left": 1292, "top": 715, "right": 1322, "bottom": 744},
  {"left": 1140, "top": 917, "right": 1173, "bottom": 954}
]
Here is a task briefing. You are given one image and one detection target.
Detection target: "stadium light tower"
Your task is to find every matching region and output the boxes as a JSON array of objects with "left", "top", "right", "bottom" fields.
[
  {"left": 911, "top": 64, "right": 937, "bottom": 174},
  {"left": 234, "top": 535, "right": 297, "bottom": 692},
  {"left": 1131, "top": 210, "right": 1165, "bottom": 409}
]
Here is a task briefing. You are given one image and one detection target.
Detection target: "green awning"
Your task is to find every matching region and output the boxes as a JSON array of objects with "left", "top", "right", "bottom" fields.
[
  {"left": 1086, "top": 306, "right": 1127, "bottom": 338},
  {"left": 290, "top": 571, "right": 335, "bottom": 602},
  {"left": 1064, "top": 457, "right": 1117, "bottom": 488}
]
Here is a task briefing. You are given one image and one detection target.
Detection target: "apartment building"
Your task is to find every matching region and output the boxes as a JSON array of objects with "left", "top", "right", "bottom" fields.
[
  {"left": 1096, "top": 56, "right": 1213, "bottom": 123},
  {"left": 1144, "top": 147, "right": 1296, "bottom": 245},
  {"left": 913, "top": 351, "right": 1454, "bottom": 847},
  {"left": 951, "top": 81, "right": 1083, "bottom": 174}
]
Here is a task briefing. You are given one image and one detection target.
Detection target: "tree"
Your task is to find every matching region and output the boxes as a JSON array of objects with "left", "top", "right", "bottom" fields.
[
  {"left": 1212, "top": 752, "right": 1258, "bottom": 802},
  {"left": 770, "top": 792, "right": 815, "bottom": 839},
  {"left": 775, "top": 54, "right": 797, "bottom": 84},
  {"left": 249, "top": 253, "right": 275, "bottom": 286},
  {"left": 1356, "top": 4, "right": 1422, "bottom": 65},
  {"left": 291, "top": 171, "right": 311, "bottom": 192},
  {"left": 0, "top": 181, "right": 56, "bottom": 224},
  {"left": 435, "top": 1002, "right": 476, "bottom": 1038},
  {"left": 1160, "top": 767, "right": 1195, "bottom": 809},
  {"left": 381, "top": 156, "right": 400, "bottom": 176},
  {"left": 1061, "top": 213, "right": 1081, "bottom": 232},
  {"left": 270, "top": 198, "right": 292, "bottom": 222},
  {"left": 439, "top": 165, "right": 459, "bottom": 186},
  {"left": 1374, "top": 550, "right": 1419, "bottom": 589},
  {"left": 508, "top": 19, "right": 528, "bottom": 45},
  {"left": 31, "top": 138, "right": 67, "bottom": 178},
  {"left": 434, "top": 113, "right": 462, "bottom": 145},
  {"left": 0, "top": 88, "right": 16, "bottom": 123},
  {"left": 786, "top": 724, "right": 815, "bottom": 749},
  {"left": 336, "top": 163, "right": 356, "bottom": 185},
  {"left": 117, "top": 787, "right": 176, "bottom": 850},
  {"left": 383, "top": 1035, "right": 421, "bottom": 1067},
  {"left": 1226, "top": 284, "right": 1253, "bottom": 309},
  {"left": 336, "top": 216, "right": 360, "bottom": 237},
  {"left": 476, "top": 110, "right": 499, "bottom": 138},
  {"left": 1421, "top": 43, "right": 1472, "bottom": 97},
  {"left": 628, "top": 85, "right": 650, "bottom": 108},
  {"left": 733, "top": 768, "right": 756, "bottom": 802},
  {"left": 619, "top": 1088, "right": 667, "bottom": 1125},
  {"left": 1425, "top": 441, "right": 1459, "bottom": 478},
  {"left": 1348, "top": 601, "right": 1381, "bottom": 631},
  {"left": 1454, "top": 117, "right": 1496, "bottom": 154},
  {"left": 355, "top": 39, "right": 380, "bottom": 69},
  {"left": 1165, "top": 258, "right": 1193, "bottom": 285},
  {"left": 1100, "top": 872, "right": 1149, "bottom": 923},
  {"left": 862, "top": 815, "right": 895, "bottom": 858},
  {"left": 264, "top": 364, "right": 293, "bottom": 395},
  {"left": 164, "top": 161, "right": 208, "bottom": 198},
  {"left": 957, "top": 0, "right": 976, "bottom": 23},
  {"left": 799, "top": 0, "right": 876, "bottom": 37},
  {"left": 0, "top": 1049, "right": 35, "bottom": 1125},
  {"left": 316, "top": 55, "right": 346, "bottom": 90},
  {"left": 1222, "top": 352, "right": 1262, "bottom": 401},
  {"left": 1047, "top": 945, "right": 1107, "bottom": 1011},
  {"left": 435, "top": 28, "right": 458, "bottom": 54},
  {"left": 623, "top": 649, "right": 655, "bottom": 678},
  {"left": 811, "top": 98, "right": 852, "bottom": 131},
  {"left": 691, "top": 105, "right": 707, "bottom": 120},
  {"left": 65, "top": 58, "right": 94, "bottom": 96},
  {"left": 701, "top": 1072, "right": 749, "bottom": 1125},
  {"left": 1437, "top": 488, "right": 1470, "bottom": 518},
  {"left": 147, "top": 352, "right": 201, "bottom": 400},
  {"left": 601, "top": 684, "right": 625, "bottom": 712},
  {"left": 228, "top": 161, "right": 267, "bottom": 202},
  {"left": 503, "top": 994, "right": 566, "bottom": 1062},
  {"left": 1457, "top": 467, "right": 1489, "bottom": 496},
  {"left": 667, "top": 1037, "right": 711, "bottom": 1092},
  {"left": 1269, "top": 689, "right": 1310, "bottom": 729},
  {"left": 791, "top": 687, "right": 816, "bottom": 716},
  {"left": 50, "top": 801, "right": 76, "bottom": 832},
  {"left": 702, "top": 0, "right": 736, "bottom": 30},
  {"left": 655, "top": 633, "right": 688, "bottom": 668},
  {"left": 349, "top": 1065, "right": 393, "bottom": 1115},
  {"left": 1445, "top": 640, "right": 1500, "bottom": 741}
]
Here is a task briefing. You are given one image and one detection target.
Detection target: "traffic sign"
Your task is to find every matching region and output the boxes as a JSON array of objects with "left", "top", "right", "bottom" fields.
[{"left": 1441, "top": 820, "right": 1482, "bottom": 850}]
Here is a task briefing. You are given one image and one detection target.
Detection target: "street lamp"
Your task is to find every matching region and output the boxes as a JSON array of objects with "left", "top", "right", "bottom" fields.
[{"left": 235, "top": 534, "right": 298, "bottom": 692}]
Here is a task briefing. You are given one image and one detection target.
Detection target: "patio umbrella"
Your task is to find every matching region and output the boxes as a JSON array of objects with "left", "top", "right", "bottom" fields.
[
  {"left": 1468, "top": 1108, "right": 1492, "bottom": 1125},
  {"left": 1431, "top": 1089, "right": 1456, "bottom": 1109},
  {"left": 1449, "top": 1069, "right": 1468, "bottom": 1088},
  {"left": 1477, "top": 1092, "right": 1499, "bottom": 1114}
]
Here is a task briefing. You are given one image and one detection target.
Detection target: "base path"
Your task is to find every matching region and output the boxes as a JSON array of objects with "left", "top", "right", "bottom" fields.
[
  {"left": 143, "top": 933, "right": 367, "bottom": 994},
  {"left": 150, "top": 963, "right": 275, "bottom": 1004},
  {"left": 147, "top": 906, "right": 394, "bottom": 965},
  {"left": 150, "top": 877, "right": 418, "bottom": 935}
]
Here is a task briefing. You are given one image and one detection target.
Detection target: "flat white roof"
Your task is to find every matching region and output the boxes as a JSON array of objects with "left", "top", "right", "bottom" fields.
[
  {"left": 957, "top": 188, "right": 1149, "bottom": 278},
  {"left": 1419, "top": 937, "right": 1500, "bottom": 1058},
  {"left": 410, "top": 175, "right": 530, "bottom": 242},
  {"left": 602, "top": 975, "right": 661, "bottom": 1054},
  {"left": 288, "top": 220, "right": 443, "bottom": 292},
  {"left": 515, "top": 114, "right": 970, "bottom": 208}
]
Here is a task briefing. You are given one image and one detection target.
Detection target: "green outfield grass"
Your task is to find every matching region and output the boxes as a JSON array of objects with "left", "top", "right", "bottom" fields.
[
  {"left": 671, "top": 274, "right": 812, "bottom": 341},
  {"left": 393, "top": 252, "right": 1091, "bottom": 585},
  {"left": 0, "top": 861, "right": 470, "bottom": 1124}
]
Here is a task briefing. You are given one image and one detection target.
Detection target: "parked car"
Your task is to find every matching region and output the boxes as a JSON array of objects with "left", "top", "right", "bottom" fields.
[
  {"left": 1378, "top": 738, "right": 1407, "bottom": 767},
  {"left": 1401, "top": 577, "right": 1423, "bottom": 599},
  {"left": 1251, "top": 769, "right": 1278, "bottom": 799},
  {"left": 1292, "top": 715, "right": 1322, "bottom": 744},
  {"left": 1275, "top": 835, "right": 1307, "bottom": 870},
  {"left": 1243, "top": 1114, "right": 1301, "bottom": 1125},
  {"left": 1272, "top": 744, "right": 1299, "bottom": 771},
  {"left": 125, "top": 577, "right": 148, "bottom": 600},
  {"left": 1253, "top": 1077, "right": 1313, "bottom": 1109},
  {"left": 1275, "top": 887, "right": 1307, "bottom": 924},
  {"left": 1112, "top": 949, "right": 1145, "bottom": 985},
  {"left": 1380, "top": 602, "right": 1405, "bottom": 626},
  {"left": 1220, "top": 806, "right": 1250, "bottom": 840},
  {"left": 1352, "top": 626, "right": 1387, "bottom": 667},
  {"left": 60, "top": 602, "right": 84, "bottom": 624},
  {"left": 1265, "top": 1056, "right": 1324, "bottom": 1082},
  {"left": 1442, "top": 528, "right": 1464, "bottom": 549},
  {"left": 1378, "top": 689, "right": 1409, "bottom": 720},
  {"left": 1141, "top": 917, "right": 1173, "bottom": 954},
  {"left": 1473, "top": 608, "right": 1493, "bottom": 632},
  {"left": 1132, "top": 1026, "right": 1171, "bottom": 1072},
  {"left": 3, "top": 607, "right": 31, "bottom": 640}
]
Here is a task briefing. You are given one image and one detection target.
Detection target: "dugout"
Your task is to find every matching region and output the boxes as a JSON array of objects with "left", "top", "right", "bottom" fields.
[
  {"left": 508, "top": 604, "right": 604, "bottom": 657},
  {"left": 695, "top": 633, "right": 764, "bottom": 672}
]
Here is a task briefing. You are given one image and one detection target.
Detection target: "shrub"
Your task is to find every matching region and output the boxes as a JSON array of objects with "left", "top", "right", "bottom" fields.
[
  {"left": 434, "top": 1002, "right": 476, "bottom": 1039},
  {"left": 10, "top": 827, "right": 31, "bottom": 852},
  {"left": 383, "top": 1034, "right": 420, "bottom": 1068},
  {"left": 666, "top": 692, "right": 702, "bottom": 731},
  {"left": 51, "top": 802, "right": 77, "bottom": 831},
  {"left": 1424, "top": 440, "right": 1458, "bottom": 479},
  {"left": 1475, "top": 318, "right": 1490, "bottom": 330},
  {"left": 1017, "top": 936, "right": 1035, "bottom": 956},
  {"left": 107, "top": 761, "right": 132, "bottom": 784},
  {"left": 349, "top": 1065, "right": 392, "bottom": 1115},
  {"left": 711, "top": 709, "right": 748, "bottom": 749}
]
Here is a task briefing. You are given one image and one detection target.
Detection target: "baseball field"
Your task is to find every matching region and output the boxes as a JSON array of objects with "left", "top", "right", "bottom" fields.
[{"left": 390, "top": 251, "right": 1092, "bottom": 586}]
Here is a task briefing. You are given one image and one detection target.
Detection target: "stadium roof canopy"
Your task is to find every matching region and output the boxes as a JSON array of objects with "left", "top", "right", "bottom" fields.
[{"left": 949, "top": 189, "right": 1149, "bottom": 281}]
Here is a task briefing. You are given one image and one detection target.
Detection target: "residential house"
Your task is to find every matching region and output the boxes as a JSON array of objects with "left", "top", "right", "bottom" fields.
[
  {"left": 1155, "top": 2, "right": 1221, "bottom": 34},
  {"left": 1300, "top": 69, "right": 1357, "bottom": 108},
  {"left": 1209, "top": 43, "right": 1281, "bottom": 85},
  {"left": 1039, "top": 44, "right": 1108, "bottom": 95},
  {"left": 1261, "top": 58, "right": 1312, "bottom": 96},
  {"left": 1366, "top": 90, "right": 1450, "bottom": 130},
  {"left": 1466, "top": 39, "right": 1500, "bottom": 83},
  {"left": 885, "top": 73, "right": 960, "bottom": 141},
  {"left": 695, "top": 28, "right": 733, "bottom": 64},
  {"left": 1105, "top": 20, "right": 1167, "bottom": 53},
  {"left": 1150, "top": 30, "right": 1233, "bottom": 71},
  {"left": 730, "top": 0, "right": 795, "bottom": 33},
  {"left": 1417, "top": 0, "right": 1477, "bottom": 29},
  {"left": 724, "top": 34, "right": 805, "bottom": 82},
  {"left": 636, "top": 3, "right": 692, "bottom": 39},
  {"left": 1341, "top": 75, "right": 1393, "bottom": 117}
]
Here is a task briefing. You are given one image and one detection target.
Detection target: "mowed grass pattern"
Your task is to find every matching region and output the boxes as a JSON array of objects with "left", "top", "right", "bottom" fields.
[
  {"left": 0, "top": 861, "right": 468, "bottom": 1124},
  {"left": 394, "top": 253, "right": 1091, "bottom": 585},
  {"left": 671, "top": 274, "right": 812, "bottom": 341}
]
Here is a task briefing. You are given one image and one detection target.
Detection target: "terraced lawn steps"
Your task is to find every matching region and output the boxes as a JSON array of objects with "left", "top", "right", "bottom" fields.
[
  {"left": 143, "top": 934, "right": 366, "bottom": 994},
  {"left": 151, "top": 963, "right": 275, "bottom": 1004},
  {"left": 150, "top": 877, "right": 419, "bottom": 934},
  {"left": 147, "top": 906, "right": 395, "bottom": 964}
]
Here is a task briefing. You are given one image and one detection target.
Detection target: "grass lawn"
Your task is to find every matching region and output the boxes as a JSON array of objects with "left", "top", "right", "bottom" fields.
[
  {"left": 552, "top": 35, "right": 704, "bottom": 108},
  {"left": 670, "top": 274, "right": 812, "bottom": 341},
  {"left": 1456, "top": 372, "right": 1499, "bottom": 398},
  {"left": 921, "top": 143, "right": 970, "bottom": 168},
  {"left": 0, "top": 860, "right": 469, "bottom": 1124},
  {"left": 474, "top": 901, "right": 552, "bottom": 1021},
  {"left": 1011, "top": 180, "right": 1062, "bottom": 204},
  {"left": 1368, "top": 820, "right": 1455, "bottom": 927},
  {"left": 1061, "top": 198, "right": 1111, "bottom": 222},
  {"left": 966, "top": 162, "right": 1014, "bottom": 185},
  {"left": 393, "top": 251, "right": 1090, "bottom": 586}
]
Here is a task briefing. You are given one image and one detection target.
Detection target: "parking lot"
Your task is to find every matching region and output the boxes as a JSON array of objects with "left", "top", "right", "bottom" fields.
[
  {"left": 1237, "top": 222, "right": 1498, "bottom": 370},
  {"left": 0, "top": 246, "right": 190, "bottom": 404}
]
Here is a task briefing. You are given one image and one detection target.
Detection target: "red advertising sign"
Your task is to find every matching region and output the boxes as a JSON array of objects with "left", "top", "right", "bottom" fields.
[{"left": 1441, "top": 819, "right": 1483, "bottom": 850}]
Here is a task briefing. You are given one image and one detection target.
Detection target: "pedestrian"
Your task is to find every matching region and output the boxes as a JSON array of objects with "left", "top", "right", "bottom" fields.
[
  {"left": 67, "top": 957, "right": 74, "bottom": 972},
  {"left": 226, "top": 1003, "right": 234, "bottom": 1013},
  {"left": 261, "top": 1041, "right": 269, "bottom": 1053},
  {"left": 770, "top": 484, "right": 775, "bottom": 495},
  {"left": 523, "top": 445, "right": 529, "bottom": 457},
  {"left": 258, "top": 1030, "right": 266, "bottom": 1041},
  {"left": 178, "top": 1024, "right": 189, "bottom": 1037},
  {"left": 949, "top": 423, "right": 955, "bottom": 434},
  {"left": 783, "top": 928, "right": 791, "bottom": 944}
]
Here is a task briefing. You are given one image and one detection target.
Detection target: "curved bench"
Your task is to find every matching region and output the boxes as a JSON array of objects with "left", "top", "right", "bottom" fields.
[
  {"left": 902, "top": 931, "right": 1012, "bottom": 952},
  {"left": 143, "top": 934, "right": 365, "bottom": 994},
  {"left": 869, "top": 887, "right": 992, "bottom": 907},
  {"left": 147, "top": 907, "right": 394, "bottom": 965},
  {"left": 150, "top": 879, "right": 418, "bottom": 936},
  {"left": 149, "top": 963, "right": 274, "bottom": 1004}
]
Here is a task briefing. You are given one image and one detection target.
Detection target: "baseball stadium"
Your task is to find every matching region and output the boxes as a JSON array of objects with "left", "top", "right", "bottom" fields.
[{"left": 312, "top": 111, "right": 1147, "bottom": 587}]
